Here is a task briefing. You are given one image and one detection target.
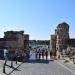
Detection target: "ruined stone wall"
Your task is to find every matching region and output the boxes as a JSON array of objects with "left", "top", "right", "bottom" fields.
[
  {"left": 56, "top": 22, "right": 69, "bottom": 52},
  {"left": 4, "top": 31, "right": 25, "bottom": 51},
  {"left": 50, "top": 35, "right": 56, "bottom": 56},
  {"left": 24, "top": 34, "right": 29, "bottom": 53},
  {"left": 50, "top": 22, "right": 69, "bottom": 57}
]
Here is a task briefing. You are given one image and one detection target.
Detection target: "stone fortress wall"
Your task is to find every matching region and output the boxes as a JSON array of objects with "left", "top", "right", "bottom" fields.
[{"left": 50, "top": 22, "right": 75, "bottom": 59}]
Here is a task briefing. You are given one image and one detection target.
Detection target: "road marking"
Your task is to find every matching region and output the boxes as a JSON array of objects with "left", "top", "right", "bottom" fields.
[{"left": 55, "top": 60, "right": 75, "bottom": 75}]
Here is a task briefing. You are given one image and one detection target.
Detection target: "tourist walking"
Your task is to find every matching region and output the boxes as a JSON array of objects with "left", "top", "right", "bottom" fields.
[
  {"left": 15, "top": 49, "right": 18, "bottom": 64},
  {"left": 38, "top": 49, "right": 41, "bottom": 60},
  {"left": 45, "top": 50, "right": 48, "bottom": 60},
  {"left": 50, "top": 51, "right": 52, "bottom": 57},
  {"left": 42, "top": 50, "right": 44, "bottom": 60},
  {"left": 4, "top": 47, "right": 9, "bottom": 64},
  {"left": 3, "top": 47, "right": 9, "bottom": 73},
  {"left": 35, "top": 50, "right": 38, "bottom": 59}
]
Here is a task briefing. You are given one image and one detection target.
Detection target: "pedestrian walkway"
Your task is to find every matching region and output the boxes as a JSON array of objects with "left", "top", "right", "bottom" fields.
[
  {"left": 29, "top": 51, "right": 75, "bottom": 75},
  {"left": 10, "top": 57, "right": 74, "bottom": 75},
  {"left": 0, "top": 60, "right": 22, "bottom": 75},
  {"left": 0, "top": 52, "right": 75, "bottom": 75},
  {"left": 55, "top": 58, "right": 75, "bottom": 75}
]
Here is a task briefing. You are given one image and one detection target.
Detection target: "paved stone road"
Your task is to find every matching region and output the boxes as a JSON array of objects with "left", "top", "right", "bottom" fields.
[
  {"left": 10, "top": 52, "right": 75, "bottom": 75},
  {"left": 0, "top": 51, "right": 75, "bottom": 75},
  {"left": 10, "top": 60, "right": 75, "bottom": 75}
]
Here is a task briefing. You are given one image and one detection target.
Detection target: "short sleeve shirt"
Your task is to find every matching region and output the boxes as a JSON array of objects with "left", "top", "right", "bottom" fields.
[{"left": 4, "top": 49, "right": 8, "bottom": 57}]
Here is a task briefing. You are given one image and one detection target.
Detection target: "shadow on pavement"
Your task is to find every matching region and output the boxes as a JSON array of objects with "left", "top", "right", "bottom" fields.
[
  {"left": 4, "top": 63, "right": 23, "bottom": 75},
  {"left": 6, "top": 64, "right": 21, "bottom": 71},
  {"left": 24, "top": 59, "right": 54, "bottom": 64}
]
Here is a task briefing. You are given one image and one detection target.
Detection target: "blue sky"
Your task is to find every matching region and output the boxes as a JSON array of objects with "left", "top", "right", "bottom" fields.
[{"left": 0, "top": 0, "right": 75, "bottom": 40}]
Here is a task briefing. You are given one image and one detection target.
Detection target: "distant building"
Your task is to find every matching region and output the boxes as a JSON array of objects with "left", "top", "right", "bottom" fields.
[
  {"left": 24, "top": 34, "right": 29, "bottom": 53},
  {"left": 68, "top": 39, "right": 75, "bottom": 47},
  {"left": 29, "top": 40, "right": 50, "bottom": 47}
]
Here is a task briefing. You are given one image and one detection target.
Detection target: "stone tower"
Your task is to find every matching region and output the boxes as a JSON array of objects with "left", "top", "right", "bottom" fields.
[{"left": 55, "top": 22, "right": 69, "bottom": 52}]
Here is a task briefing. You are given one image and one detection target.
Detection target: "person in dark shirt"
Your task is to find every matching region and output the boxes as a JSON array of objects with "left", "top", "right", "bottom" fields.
[
  {"left": 45, "top": 50, "right": 48, "bottom": 60},
  {"left": 35, "top": 50, "right": 38, "bottom": 59},
  {"left": 42, "top": 50, "right": 44, "bottom": 60},
  {"left": 38, "top": 49, "right": 41, "bottom": 60}
]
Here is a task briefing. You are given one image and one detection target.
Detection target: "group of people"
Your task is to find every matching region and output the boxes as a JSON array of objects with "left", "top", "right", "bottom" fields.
[
  {"left": 4, "top": 47, "right": 30, "bottom": 63},
  {"left": 35, "top": 49, "right": 48, "bottom": 60}
]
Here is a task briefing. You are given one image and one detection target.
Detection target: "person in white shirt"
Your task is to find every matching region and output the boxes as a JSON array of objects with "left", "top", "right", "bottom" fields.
[{"left": 4, "top": 48, "right": 9, "bottom": 64}]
